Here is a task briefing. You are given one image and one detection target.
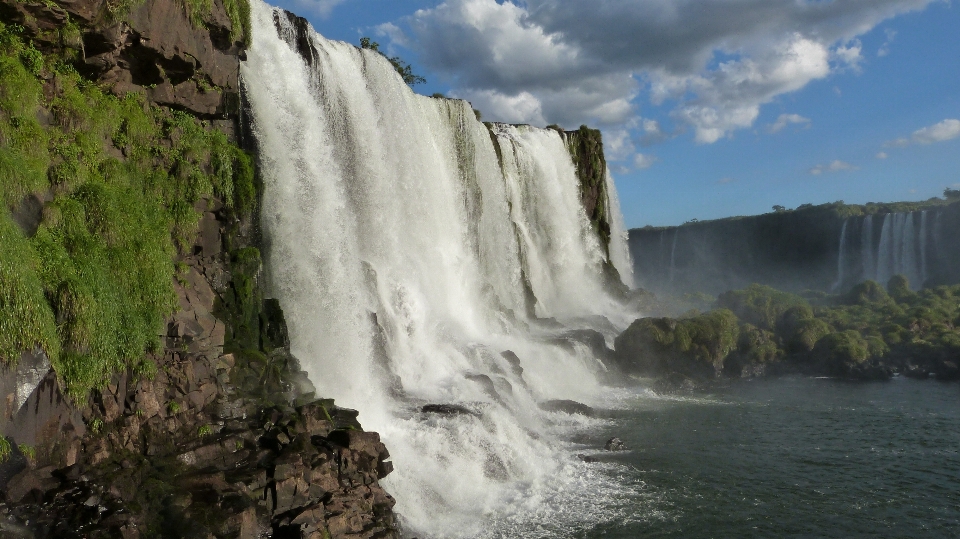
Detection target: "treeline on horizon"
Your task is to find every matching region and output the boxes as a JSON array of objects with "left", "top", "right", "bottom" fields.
[
  {"left": 632, "top": 188, "right": 960, "bottom": 231},
  {"left": 614, "top": 275, "right": 960, "bottom": 382}
]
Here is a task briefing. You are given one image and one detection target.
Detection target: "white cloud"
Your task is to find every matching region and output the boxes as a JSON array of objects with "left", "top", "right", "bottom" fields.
[
  {"left": 633, "top": 153, "right": 658, "bottom": 170},
  {"left": 834, "top": 40, "right": 863, "bottom": 72},
  {"left": 391, "top": 0, "right": 937, "bottom": 144},
  {"left": 876, "top": 151, "right": 888, "bottom": 159},
  {"left": 912, "top": 119, "right": 960, "bottom": 144},
  {"left": 604, "top": 129, "right": 636, "bottom": 161},
  {"left": 453, "top": 89, "right": 546, "bottom": 125},
  {"left": 768, "top": 113, "right": 811, "bottom": 133},
  {"left": 810, "top": 160, "right": 859, "bottom": 175},
  {"left": 883, "top": 119, "right": 960, "bottom": 148},
  {"left": 290, "top": 0, "right": 346, "bottom": 18},
  {"left": 878, "top": 29, "right": 897, "bottom": 57}
]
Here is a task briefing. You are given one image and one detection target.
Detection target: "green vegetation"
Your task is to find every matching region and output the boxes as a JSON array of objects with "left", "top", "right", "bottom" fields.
[
  {"left": 0, "top": 23, "right": 254, "bottom": 399},
  {"left": 0, "top": 437, "right": 10, "bottom": 462},
  {"left": 359, "top": 37, "right": 426, "bottom": 86},
  {"left": 617, "top": 275, "right": 960, "bottom": 380},
  {"left": 18, "top": 444, "right": 36, "bottom": 462}
]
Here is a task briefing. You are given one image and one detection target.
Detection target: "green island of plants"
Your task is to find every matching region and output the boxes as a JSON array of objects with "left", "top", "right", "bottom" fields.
[
  {"left": 616, "top": 278, "right": 960, "bottom": 382},
  {"left": 0, "top": 22, "right": 254, "bottom": 399}
]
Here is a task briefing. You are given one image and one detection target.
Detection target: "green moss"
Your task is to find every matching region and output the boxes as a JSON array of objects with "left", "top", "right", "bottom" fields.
[
  {"left": 565, "top": 126, "right": 610, "bottom": 252},
  {"left": 0, "top": 26, "right": 254, "bottom": 399},
  {"left": 0, "top": 214, "right": 60, "bottom": 365}
]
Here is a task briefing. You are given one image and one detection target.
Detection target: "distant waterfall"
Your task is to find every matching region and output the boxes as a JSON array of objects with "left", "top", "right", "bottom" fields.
[
  {"left": 920, "top": 211, "right": 928, "bottom": 284},
  {"left": 860, "top": 215, "right": 875, "bottom": 282},
  {"left": 831, "top": 219, "right": 849, "bottom": 292},
  {"left": 243, "top": 2, "right": 634, "bottom": 536},
  {"left": 876, "top": 214, "right": 894, "bottom": 286},
  {"left": 669, "top": 228, "right": 679, "bottom": 284},
  {"left": 852, "top": 211, "right": 927, "bottom": 291}
]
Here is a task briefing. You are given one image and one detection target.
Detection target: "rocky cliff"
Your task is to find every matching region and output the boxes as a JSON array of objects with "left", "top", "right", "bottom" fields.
[
  {"left": 629, "top": 198, "right": 960, "bottom": 297},
  {"left": 0, "top": 1, "right": 398, "bottom": 537}
]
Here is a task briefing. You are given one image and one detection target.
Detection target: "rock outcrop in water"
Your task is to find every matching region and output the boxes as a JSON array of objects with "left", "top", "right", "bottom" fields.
[{"left": 613, "top": 279, "right": 960, "bottom": 384}]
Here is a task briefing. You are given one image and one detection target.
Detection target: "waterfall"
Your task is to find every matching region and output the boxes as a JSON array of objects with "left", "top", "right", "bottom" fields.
[
  {"left": 901, "top": 213, "right": 920, "bottom": 288},
  {"left": 920, "top": 211, "right": 928, "bottom": 286},
  {"left": 669, "top": 228, "right": 679, "bottom": 284},
  {"left": 242, "top": 2, "right": 635, "bottom": 536},
  {"left": 605, "top": 168, "right": 635, "bottom": 289},
  {"left": 876, "top": 214, "right": 894, "bottom": 285},
  {"left": 860, "top": 214, "right": 874, "bottom": 284},
  {"left": 832, "top": 219, "right": 849, "bottom": 292},
  {"left": 892, "top": 213, "right": 906, "bottom": 279}
]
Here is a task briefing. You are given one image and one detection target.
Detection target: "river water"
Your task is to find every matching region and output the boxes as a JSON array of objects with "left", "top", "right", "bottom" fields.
[{"left": 575, "top": 377, "right": 960, "bottom": 538}]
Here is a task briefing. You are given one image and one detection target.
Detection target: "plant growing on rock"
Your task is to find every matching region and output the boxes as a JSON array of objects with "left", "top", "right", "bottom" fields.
[
  {"left": 0, "top": 24, "right": 255, "bottom": 399},
  {"left": 360, "top": 37, "right": 426, "bottom": 86}
]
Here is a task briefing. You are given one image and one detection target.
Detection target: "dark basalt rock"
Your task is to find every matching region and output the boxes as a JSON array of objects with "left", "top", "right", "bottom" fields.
[
  {"left": 539, "top": 400, "right": 595, "bottom": 417},
  {"left": 604, "top": 437, "right": 627, "bottom": 451},
  {"left": 420, "top": 404, "right": 479, "bottom": 417}
]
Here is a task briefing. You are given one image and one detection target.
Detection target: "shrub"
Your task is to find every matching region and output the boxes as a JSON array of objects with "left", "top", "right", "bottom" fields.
[
  {"left": 814, "top": 330, "right": 869, "bottom": 374},
  {"left": 716, "top": 284, "right": 807, "bottom": 330},
  {"left": 785, "top": 318, "right": 831, "bottom": 354},
  {"left": 844, "top": 280, "right": 890, "bottom": 305}
]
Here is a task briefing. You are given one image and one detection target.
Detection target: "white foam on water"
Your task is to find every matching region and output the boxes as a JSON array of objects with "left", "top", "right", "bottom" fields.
[{"left": 241, "top": 2, "right": 638, "bottom": 537}]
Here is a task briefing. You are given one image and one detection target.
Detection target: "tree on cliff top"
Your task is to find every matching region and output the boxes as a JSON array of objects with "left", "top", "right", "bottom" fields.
[{"left": 360, "top": 37, "right": 426, "bottom": 86}]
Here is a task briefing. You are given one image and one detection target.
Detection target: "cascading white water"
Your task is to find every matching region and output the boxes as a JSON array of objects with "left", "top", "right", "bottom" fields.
[
  {"left": 920, "top": 211, "right": 928, "bottom": 285},
  {"left": 242, "top": 2, "right": 636, "bottom": 537},
  {"left": 892, "top": 214, "right": 905, "bottom": 279},
  {"left": 876, "top": 214, "right": 894, "bottom": 285},
  {"left": 668, "top": 228, "right": 679, "bottom": 285},
  {"left": 865, "top": 212, "right": 924, "bottom": 290},
  {"left": 861, "top": 215, "right": 875, "bottom": 285},
  {"left": 605, "top": 169, "right": 636, "bottom": 290},
  {"left": 832, "top": 219, "right": 849, "bottom": 292},
  {"left": 901, "top": 214, "right": 920, "bottom": 288}
]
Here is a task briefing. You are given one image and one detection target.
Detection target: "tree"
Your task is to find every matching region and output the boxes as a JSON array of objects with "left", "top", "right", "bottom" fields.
[
  {"left": 943, "top": 187, "right": 960, "bottom": 199},
  {"left": 360, "top": 37, "right": 426, "bottom": 86},
  {"left": 772, "top": 205, "right": 786, "bottom": 212}
]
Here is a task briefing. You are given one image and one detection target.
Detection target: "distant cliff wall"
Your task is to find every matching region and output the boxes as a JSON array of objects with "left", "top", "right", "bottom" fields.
[{"left": 629, "top": 200, "right": 960, "bottom": 296}]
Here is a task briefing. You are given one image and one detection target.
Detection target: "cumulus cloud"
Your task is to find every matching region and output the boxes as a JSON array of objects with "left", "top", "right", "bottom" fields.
[
  {"left": 912, "top": 119, "right": 960, "bottom": 144},
  {"left": 633, "top": 153, "right": 658, "bottom": 170},
  {"left": 387, "top": 0, "right": 936, "bottom": 149},
  {"left": 834, "top": 40, "right": 864, "bottom": 72},
  {"left": 884, "top": 119, "right": 960, "bottom": 148},
  {"left": 810, "top": 160, "right": 859, "bottom": 175},
  {"left": 289, "top": 0, "right": 346, "bottom": 18},
  {"left": 768, "top": 113, "right": 811, "bottom": 133},
  {"left": 876, "top": 151, "right": 889, "bottom": 159}
]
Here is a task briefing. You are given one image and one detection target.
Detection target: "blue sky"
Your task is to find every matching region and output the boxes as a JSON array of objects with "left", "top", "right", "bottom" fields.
[{"left": 272, "top": 0, "right": 960, "bottom": 228}]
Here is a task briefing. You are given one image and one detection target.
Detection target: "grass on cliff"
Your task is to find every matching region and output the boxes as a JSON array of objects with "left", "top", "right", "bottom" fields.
[{"left": 0, "top": 22, "right": 254, "bottom": 399}]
